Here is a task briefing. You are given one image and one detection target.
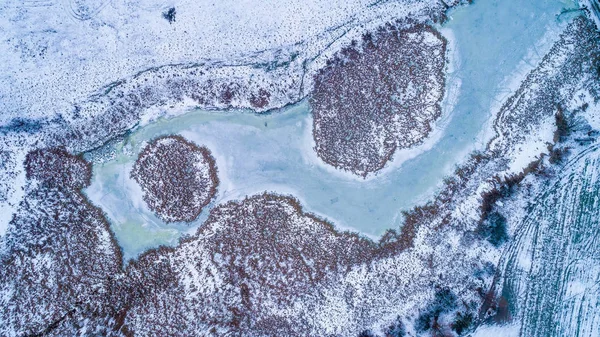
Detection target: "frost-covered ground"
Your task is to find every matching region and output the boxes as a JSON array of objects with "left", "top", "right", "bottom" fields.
[
  {"left": 107, "top": 16, "right": 600, "bottom": 336},
  {"left": 0, "top": 0, "right": 463, "bottom": 236},
  {"left": 0, "top": 0, "right": 459, "bottom": 122},
  {"left": 2, "top": 0, "right": 600, "bottom": 336},
  {"left": 480, "top": 85, "right": 600, "bottom": 337}
]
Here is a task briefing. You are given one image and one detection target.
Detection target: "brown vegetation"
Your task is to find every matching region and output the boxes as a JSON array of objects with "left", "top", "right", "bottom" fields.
[
  {"left": 25, "top": 147, "right": 91, "bottom": 189},
  {"left": 122, "top": 193, "right": 377, "bottom": 336},
  {"left": 311, "top": 24, "right": 447, "bottom": 177},
  {"left": 4, "top": 14, "right": 600, "bottom": 337},
  {"left": 1, "top": 148, "right": 124, "bottom": 336},
  {"left": 131, "top": 135, "right": 219, "bottom": 223}
]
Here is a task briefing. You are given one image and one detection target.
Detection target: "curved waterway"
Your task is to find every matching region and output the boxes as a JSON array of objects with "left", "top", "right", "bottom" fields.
[{"left": 85, "top": 0, "right": 579, "bottom": 261}]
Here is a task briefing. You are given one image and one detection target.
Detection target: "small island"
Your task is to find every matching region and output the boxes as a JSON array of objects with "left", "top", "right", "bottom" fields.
[
  {"left": 131, "top": 135, "right": 219, "bottom": 223},
  {"left": 310, "top": 24, "right": 447, "bottom": 177}
]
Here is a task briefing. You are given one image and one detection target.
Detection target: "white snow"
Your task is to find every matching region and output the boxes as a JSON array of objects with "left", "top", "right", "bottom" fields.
[
  {"left": 0, "top": 149, "right": 27, "bottom": 237},
  {"left": 0, "top": 0, "right": 448, "bottom": 123},
  {"left": 472, "top": 323, "right": 521, "bottom": 337}
]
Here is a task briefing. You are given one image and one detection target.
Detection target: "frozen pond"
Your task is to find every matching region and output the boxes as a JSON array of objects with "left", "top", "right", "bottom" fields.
[{"left": 85, "top": 0, "right": 579, "bottom": 261}]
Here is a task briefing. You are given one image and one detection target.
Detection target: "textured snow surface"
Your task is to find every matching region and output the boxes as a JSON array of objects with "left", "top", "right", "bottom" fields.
[
  {"left": 472, "top": 323, "right": 520, "bottom": 337},
  {"left": 0, "top": 0, "right": 463, "bottom": 237},
  {"left": 497, "top": 145, "right": 600, "bottom": 337},
  {"left": 1, "top": 0, "right": 600, "bottom": 335},
  {"left": 0, "top": 0, "right": 458, "bottom": 122}
]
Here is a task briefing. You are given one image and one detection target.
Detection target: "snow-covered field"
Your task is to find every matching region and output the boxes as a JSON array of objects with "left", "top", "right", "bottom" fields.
[
  {"left": 0, "top": 0, "right": 462, "bottom": 237},
  {"left": 0, "top": 0, "right": 458, "bottom": 122},
  {"left": 1, "top": 0, "right": 600, "bottom": 336}
]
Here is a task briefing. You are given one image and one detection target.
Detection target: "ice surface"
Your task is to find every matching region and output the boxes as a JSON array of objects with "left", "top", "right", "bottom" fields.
[{"left": 84, "top": 0, "right": 579, "bottom": 260}]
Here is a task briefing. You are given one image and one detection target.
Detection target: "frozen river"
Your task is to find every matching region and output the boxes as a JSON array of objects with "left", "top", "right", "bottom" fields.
[{"left": 85, "top": 0, "right": 579, "bottom": 261}]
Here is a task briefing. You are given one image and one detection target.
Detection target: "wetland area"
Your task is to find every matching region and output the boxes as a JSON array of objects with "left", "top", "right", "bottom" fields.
[
  {"left": 85, "top": 0, "right": 580, "bottom": 261},
  {"left": 4, "top": 0, "right": 600, "bottom": 335}
]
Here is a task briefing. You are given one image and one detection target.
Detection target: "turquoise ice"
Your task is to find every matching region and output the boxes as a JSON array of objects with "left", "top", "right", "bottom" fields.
[{"left": 84, "top": 0, "right": 579, "bottom": 261}]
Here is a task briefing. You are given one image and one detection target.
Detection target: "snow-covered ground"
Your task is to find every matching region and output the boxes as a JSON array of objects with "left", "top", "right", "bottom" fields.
[
  {"left": 0, "top": 0, "right": 462, "bottom": 237},
  {"left": 0, "top": 0, "right": 458, "bottom": 123},
  {"left": 2, "top": 0, "right": 600, "bottom": 335}
]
